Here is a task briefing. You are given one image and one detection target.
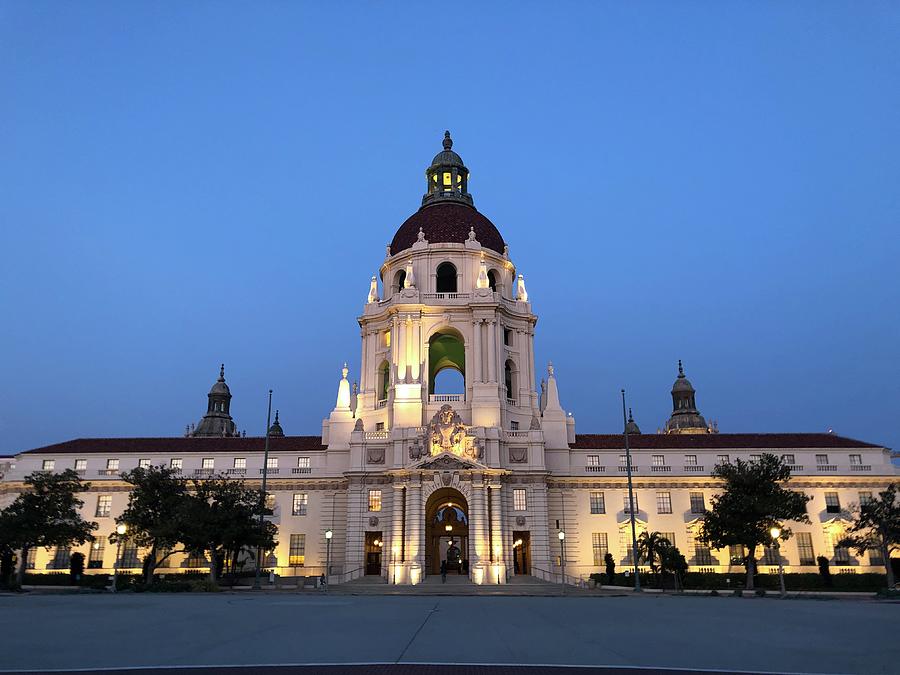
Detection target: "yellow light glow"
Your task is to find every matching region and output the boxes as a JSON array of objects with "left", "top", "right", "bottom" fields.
[
  {"left": 770, "top": 527, "right": 781, "bottom": 540},
  {"left": 116, "top": 524, "right": 127, "bottom": 536},
  {"left": 443, "top": 172, "right": 452, "bottom": 186},
  {"left": 445, "top": 524, "right": 453, "bottom": 532},
  {"left": 384, "top": 331, "right": 391, "bottom": 348}
]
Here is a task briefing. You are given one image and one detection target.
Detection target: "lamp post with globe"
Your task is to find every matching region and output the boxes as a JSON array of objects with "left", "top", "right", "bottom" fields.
[
  {"left": 770, "top": 526, "right": 786, "bottom": 598},
  {"left": 111, "top": 523, "right": 127, "bottom": 593}
]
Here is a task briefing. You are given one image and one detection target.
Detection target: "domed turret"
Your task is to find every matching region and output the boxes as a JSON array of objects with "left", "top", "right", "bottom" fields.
[
  {"left": 664, "top": 360, "right": 713, "bottom": 434},
  {"left": 423, "top": 131, "right": 472, "bottom": 207},
  {"left": 191, "top": 364, "right": 239, "bottom": 437},
  {"left": 625, "top": 408, "right": 641, "bottom": 435},
  {"left": 268, "top": 410, "right": 284, "bottom": 437}
]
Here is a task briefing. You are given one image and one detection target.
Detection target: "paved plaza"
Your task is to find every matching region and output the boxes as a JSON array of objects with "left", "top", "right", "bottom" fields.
[{"left": 0, "top": 592, "right": 896, "bottom": 674}]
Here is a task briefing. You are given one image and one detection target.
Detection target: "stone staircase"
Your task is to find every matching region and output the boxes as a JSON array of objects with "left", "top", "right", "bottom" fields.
[{"left": 331, "top": 574, "right": 592, "bottom": 596}]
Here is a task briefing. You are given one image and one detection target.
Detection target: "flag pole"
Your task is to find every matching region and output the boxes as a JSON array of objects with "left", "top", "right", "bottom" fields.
[
  {"left": 253, "top": 389, "right": 273, "bottom": 591},
  {"left": 622, "top": 389, "right": 641, "bottom": 592}
]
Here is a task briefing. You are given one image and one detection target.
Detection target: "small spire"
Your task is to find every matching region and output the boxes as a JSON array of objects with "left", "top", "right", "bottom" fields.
[
  {"left": 443, "top": 130, "right": 452, "bottom": 150},
  {"left": 628, "top": 408, "right": 634, "bottom": 422},
  {"left": 342, "top": 362, "right": 349, "bottom": 379},
  {"left": 219, "top": 363, "right": 225, "bottom": 380},
  {"left": 678, "top": 359, "right": 684, "bottom": 377},
  {"left": 274, "top": 410, "right": 280, "bottom": 423}
]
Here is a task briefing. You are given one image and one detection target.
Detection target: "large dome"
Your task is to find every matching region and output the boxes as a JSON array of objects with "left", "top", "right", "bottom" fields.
[{"left": 390, "top": 202, "right": 506, "bottom": 256}]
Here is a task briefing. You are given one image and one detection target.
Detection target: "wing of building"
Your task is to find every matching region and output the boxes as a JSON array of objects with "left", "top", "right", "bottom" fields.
[{"left": 3, "top": 133, "right": 897, "bottom": 584}]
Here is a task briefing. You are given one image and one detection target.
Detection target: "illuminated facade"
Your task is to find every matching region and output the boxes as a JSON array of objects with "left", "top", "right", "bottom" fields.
[{"left": 2, "top": 133, "right": 897, "bottom": 584}]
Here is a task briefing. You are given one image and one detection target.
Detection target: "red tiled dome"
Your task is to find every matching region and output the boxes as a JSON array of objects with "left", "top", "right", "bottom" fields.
[{"left": 390, "top": 202, "right": 505, "bottom": 256}]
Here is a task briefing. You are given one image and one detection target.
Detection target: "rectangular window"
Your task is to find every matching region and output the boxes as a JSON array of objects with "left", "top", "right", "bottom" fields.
[
  {"left": 684, "top": 455, "right": 697, "bottom": 466},
  {"left": 618, "top": 454, "right": 628, "bottom": 465},
  {"left": 368, "top": 489, "right": 382, "bottom": 512},
  {"left": 689, "top": 492, "right": 706, "bottom": 514},
  {"left": 716, "top": 454, "right": 730, "bottom": 465},
  {"left": 107, "top": 459, "right": 119, "bottom": 470},
  {"left": 652, "top": 455, "right": 665, "bottom": 467},
  {"left": 825, "top": 491, "right": 841, "bottom": 513},
  {"left": 796, "top": 532, "right": 815, "bottom": 565},
  {"left": 138, "top": 458, "right": 151, "bottom": 469},
  {"left": 587, "top": 454, "right": 600, "bottom": 466},
  {"left": 289, "top": 533, "right": 306, "bottom": 566},
  {"left": 88, "top": 537, "right": 106, "bottom": 568},
  {"left": 762, "top": 545, "right": 779, "bottom": 566},
  {"left": 170, "top": 458, "right": 182, "bottom": 470},
  {"left": 503, "top": 328, "right": 512, "bottom": 346},
  {"left": 42, "top": 459, "right": 55, "bottom": 471},
  {"left": 95, "top": 495, "right": 112, "bottom": 518},
  {"left": 781, "top": 454, "right": 795, "bottom": 465},
  {"left": 694, "top": 541, "right": 713, "bottom": 565},
  {"left": 120, "top": 540, "right": 140, "bottom": 568},
  {"left": 832, "top": 533, "right": 850, "bottom": 563},
  {"left": 729, "top": 544, "right": 745, "bottom": 565},
  {"left": 51, "top": 546, "right": 71, "bottom": 570},
  {"left": 623, "top": 493, "right": 639, "bottom": 514},
  {"left": 297, "top": 457, "right": 311, "bottom": 468},
  {"left": 592, "top": 533, "right": 608, "bottom": 566},
  {"left": 185, "top": 551, "right": 208, "bottom": 568},
  {"left": 858, "top": 491, "right": 873, "bottom": 506},
  {"left": 375, "top": 422, "right": 385, "bottom": 431},
  {"left": 264, "top": 494, "right": 276, "bottom": 512},
  {"left": 816, "top": 454, "right": 829, "bottom": 465},
  {"left": 589, "top": 491, "right": 606, "bottom": 514},
  {"left": 234, "top": 457, "right": 246, "bottom": 469},
  {"left": 849, "top": 454, "right": 862, "bottom": 465},
  {"left": 656, "top": 491, "right": 672, "bottom": 514},
  {"left": 513, "top": 488, "right": 527, "bottom": 511},
  {"left": 74, "top": 459, "right": 87, "bottom": 471},
  {"left": 292, "top": 493, "right": 308, "bottom": 516},
  {"left": 510, "top": 420, "right": 519, "bottom": 431},
  {"left": 202, "top": 458, "right": 214, "bottom": 469},
  {"left": 619, "top": 531, "right": 635, "bottom": 565},
  {"left": 660, "top": 532, "right": 676, "bottom": 547},
  {"left": 750, "top": 454, "right": 761, "bottom": 462},
  {"left": 25, "top": 548, "right": 37, "bottom": 570},
  {"left": 267, "top": 457, "right": 279, "bottom": 469},
  {"left": 869, "top": 547, "right": 885, "bottom": 566}
]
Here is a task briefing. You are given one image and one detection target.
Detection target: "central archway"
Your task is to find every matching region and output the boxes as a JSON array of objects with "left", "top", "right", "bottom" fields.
[
  {"left": 424, "top": 487, "right": 469, "bottom": 576},
  {"left": 428, "top": 328, "right": 465, "bottom": 396}
]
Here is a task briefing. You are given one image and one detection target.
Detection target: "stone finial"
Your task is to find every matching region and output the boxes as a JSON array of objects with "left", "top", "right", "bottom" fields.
[
  {"left": 678, "top": 359, "right": 684, "bottom": 377},
  {"left": 443, "top": 130, "right": 453, "bottom": 150},
  {"left": 417, "top": 227, "right": 425, "bottom": 242},
  {"left": 516, "top": 274, "right": 528, "bottom": 302},
  {"left": 475, "top": 253, "right": 490, "bottom": 289},
  {"left": 354, "top": 417, "right": 364, "bottom": 431},
  {"left": 530, "top": 414, "right": 542, "bottom": 430},
  {"left": 404, "top": 259, "right": 416, "bottom": 289},
  {"left": 219, "top": 364, "right": 225, "bottom": 380},
  {"left": 367, "top": 275, "right": 379, "bottom": 304},
  {"left": 468, "top": 226, "right": 477, "bottom": 241},
  {"left": 548, "top": 361, "right": 555, "bottom": 377},
  {"left": 342, "top": 362, "right": 349, "bottom": 379}
]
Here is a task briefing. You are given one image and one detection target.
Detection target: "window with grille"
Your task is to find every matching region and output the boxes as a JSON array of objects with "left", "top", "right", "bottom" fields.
[
  {"left": 618, "top": 454, "right": 628, "bottom": 465},
  {"left": 513, "top": 488, "right": 527, "bottom": 511},
  {"left": 75, "top": 459, "right": 87, "bottom": 471},
  {"left": 816, "top": 454, "right": 829, "bottom": 465},
  {"left": 42, "top": 459, "right": 55, "bottom": 471},
  {"left": 685, "top": 455, "right": 698, "bottom": 466},
  {"left": 869, "top": 547, "right": 885, "bottom": 566},
  {"left": 139, "top": 458, "right": 151, "bottom": 469},
  {"left": 587, "top": 455, "right": 600, "bottom": 466},
  {"left": 592, "top": 533, "right": 608, "bottom": 566},
  {"left": 170, "top": 458, "right": 182, "bottom": 470},
  {"left": 289, "top": 534, "right": 306, "bottom": 566},
  {"left": 659, "top": 532, "right": 676, "bottom": 547},
  {"left": 267, "top": 457, "right": 279, "bottom": 469},
  {"left": 689, "top": 492, "right": 706, "bottom": 514},
  {"left": 831, "top": 533, "right": 850, "bottom": 563},
  {"left": 750, "top": 454, "right": 761, "bottom": 462},
  {"left": 25, "top": 548, "right": 37, "bottom": 569},
  {"left": 89, "top": 537, "right": 106, "bottom": 568},
  {"left": 202, "top": 458, "right": 214, "bottom": 469},
  {"left": 729, "top": 544, "right": 744, "bottom": 565},
  {"left": 623, "top": 493, "right": 639, "bottom": 514},
  {"left": 297, "top": 457, "right": 311, "bottom": 468},
  {"left": 107, "top": 459, "right": 119, "bottom": 470},
  {"left": 849, "top": 454, "right": 862, "bottom": 465},
  {"left": 185, "top": 551, "right": 208, "bottom": 568},
  {"left": 652, "top": 455, "right": 665, "bottom": 467},
  {"left": 694, "top": 542, "right": 713, "bottom": 565},
  {"left": 120, "top": 541, "right": 140, "bottom": 568},
  {"left": 234, "top": 457, "right": 246, "bottom": 469},
  {"left": 716, "top": 454, "right": 730, "bottom": 465},
  {"left": 292, "top": 493, "right": 308, "bottom": 516},
  {"left": 761, "top": 545, "right": 779, "bottom": 565},
  {"left": 825, "top": 492, "right": 841, "bottom": 513},
  {"left": 589, "top": 491, "right": 605, "bottom": 514},
  {"left": 796, "top": 532, "right": 815, "bottom": 565},
  {"left": 368, "top": 489, "right": 382, "bottom": 512},
  {"left": 781, "top": 454, "right": 795, "bottom": 465},
  {"left": 510, "top": 420, "right": 519, "bottom": 431},
  {"left": 51, "top": 546, "right": 71, "bottom": 569},
  {"left": 858, "top": 491, "right": 873, "bottom": 506},
  {"left": 656, "top": 491, "right": 672, "bottom": 514},
  {"left": 96, "top": 495, "right": 112, "bottom": 518},
  {"left": 618, "top": 531, "right": 634, "bottom": 565}
]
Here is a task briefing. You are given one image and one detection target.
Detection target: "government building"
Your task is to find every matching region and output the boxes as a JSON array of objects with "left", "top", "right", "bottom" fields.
[{"left": 2, "top": 134, "right": 897, "bottom": 585}]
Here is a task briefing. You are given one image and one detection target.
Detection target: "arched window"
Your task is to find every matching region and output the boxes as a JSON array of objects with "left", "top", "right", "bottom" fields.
[
  {"left": 436, "top": 262, "right": 457, "bottom": 293},
  {"left": 428, "top": 329, "right": 465, "bottom": 396},
  {"left": 487, "top": 270, "right": 498, "bottom": 292},
  {"left": 377, "top": 360, "right": 390, "bottom": 402},
  {"left": 393, "top": 269, "right": 406, "bottom": 296}
]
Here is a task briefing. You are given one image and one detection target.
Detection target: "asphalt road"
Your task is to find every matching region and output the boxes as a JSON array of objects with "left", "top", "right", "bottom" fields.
[{"left": 0, "top": 593, "right": 896, "bottom": 674}]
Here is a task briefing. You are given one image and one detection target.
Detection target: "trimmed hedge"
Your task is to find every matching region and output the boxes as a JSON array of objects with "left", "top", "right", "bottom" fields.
[{"left": 590, "top": 570, "right": 886, "bottom": 591}]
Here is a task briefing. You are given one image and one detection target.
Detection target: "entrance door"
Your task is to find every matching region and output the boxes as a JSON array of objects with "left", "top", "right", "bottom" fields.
[
  {"left": 512, "top": 531, "right": 531, "bottom": 575},
  {"left": 424, "top": 487, "right": 469, "bottom": 576},
  {"left": 365, "top": 532, "right": 383, "bottom": 575}
]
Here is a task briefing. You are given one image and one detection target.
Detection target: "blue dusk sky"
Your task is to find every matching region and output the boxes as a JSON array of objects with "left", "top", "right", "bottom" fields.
[{"left": 1, "top": 2, "right": 898, "bottom": 455}]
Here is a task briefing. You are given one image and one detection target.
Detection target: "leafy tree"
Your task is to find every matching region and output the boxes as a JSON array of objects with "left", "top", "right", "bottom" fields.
[
  {"left": 109, "top": 465, "right": 188, "bottom": 585},
  {"left": 839, "top": 483, "right": 900, "bottom": 589},
  {"left": 178, "top": 476, "right": 277, "bottom": 584},
  {"left": 698, "top": 453, "right": 810, "bottom": 590},
  {"left": 0, "top": 470, "right": 97, "bottom": 586},
  {"left": 659, "top": 543, "right": 688, "bottom": 591},
  {"left": 637, "top": 531, "right": 671, "bottom": 577}
]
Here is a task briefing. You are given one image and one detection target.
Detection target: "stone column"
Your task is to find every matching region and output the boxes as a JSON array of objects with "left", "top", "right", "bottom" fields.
[
  {"left": 470, "top": 474, "right": 488, "bottom": 583},
  {"left": 489, "top": 483, "right": 504, "bottom": 564},
  {"left": 391, "top": 482, "right": 405, "bottom": 583},
  {"left": 405, "top": 474, "right": 424, "bottom": 583},
  {"left": 487, "top": 320, "right": 497, "bottom": 383},
  {"left": 472, "top": 319, "right": 482, "bottom": 384}
]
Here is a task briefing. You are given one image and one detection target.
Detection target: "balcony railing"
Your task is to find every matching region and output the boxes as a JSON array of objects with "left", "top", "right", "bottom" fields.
[
  {"left": 375, "top": 399, "right": 388, "bottom": 409},
  {"left": 98, "top": 469, "right": 118, "bottom": 476},
  {"left": 651, "top": 465, "right": 671, "bottom": 473},
  {"left": 786, "top": 465, "right": 804, "bottom": 472},
  {"left": 506, "top": 398, "right": 517, "bottom": 407},
  {"left": 506, "top": 430, "right": 528, "bottom": 437},
  {"left": 816, "top": 465, "right": 837, "bottom": 472},
  {"left": 365, "top": 431, "right": 390, "bottom": 440},
  {"left": 422, "top": 292, "right": 471, "bottom": 301},
  {"left": 683, "top": 465, "right": 705, "bottom": 473},
  {"left": 585, "top": 465, "right": 605, "bottom": 473},
  {"left": 429, "top": 394, "right": 463, "bottom": 402},
  {"left": 850, "top": 464, "right": 872, "bottom": 472},
  {"left": 194, "top": 468, "right": 214, "bottom": 476},
  {"left": 617, "top": 465, "right": 639, "bottom": 473},
  {"left": 292, "top": 467, "right": 312, "bottom": 474},
  {"left": 259, "top": 468, "right": 280, "bottom": 475},
  {"left": 226, "top": 468, "right": 246, "bottom": 475}
]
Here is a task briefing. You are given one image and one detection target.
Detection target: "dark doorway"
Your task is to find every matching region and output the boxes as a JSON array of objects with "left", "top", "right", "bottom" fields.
[
  {"left": 365, "top": 532, "right": 383, "bottom": 575},
  {"left": 512, "top": 531, "right": 531, "bottom": 575},
  {"left": 425, "top": 488, "right": 469, "bottom": 576}
]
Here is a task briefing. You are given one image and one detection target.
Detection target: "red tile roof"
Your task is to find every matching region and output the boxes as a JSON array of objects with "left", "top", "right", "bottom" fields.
[
  {"left": 19, "top": 436, "right": 326, "bottom": 455},
  {"left": 390, "top": 202, "right": 505, "bottom": 255},
  {"left": 571, "top": 433, "right": 882, "bottom": 450}
]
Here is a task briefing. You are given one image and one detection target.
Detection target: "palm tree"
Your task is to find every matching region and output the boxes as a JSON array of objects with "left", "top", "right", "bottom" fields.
[
  {"left": 636, "top": 531, "right": 671, "bottom": 579},
  {"left": 659, "top": 544, "right": 688, "bottom": 592}
]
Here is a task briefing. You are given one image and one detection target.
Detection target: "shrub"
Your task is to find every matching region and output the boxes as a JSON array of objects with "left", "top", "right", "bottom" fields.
[
  {"left": 733, "top": 589, "right": 743, "bottom": 597},
  {"left": 69, "top": 552, "right": 85, "bottom": 584},
  {"left": 755, "top": 588, "right": 767, "bottom": 597},
  {"left": 817, "top": 556, "right": 833, "bottom": 587},
  {"left": 188, "top": 580, "right": 221, "bottom": 592},
  {"left": 589, "top": 573, "right": 603, "bottom": 587},
  {"left": 709, "top": 589, "right": 719, "bottom": 596}
]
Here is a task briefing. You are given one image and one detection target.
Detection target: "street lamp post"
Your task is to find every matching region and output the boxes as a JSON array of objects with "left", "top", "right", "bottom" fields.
[
  {"left": 770, "top": 526, "right": 786, "bottom": 598},
  {"left": 253, "top": 390, "right": 274, "bottom": 591},
  {"left": 324, "top": 529, "right": 333, "bottom": 593},
  {"left": 112, "top": 523, "right": 127, "bottom": 593},
  {"left": 558, "top": 530, "right": 566, "bottom": 595},
  {"left": 622, "top": 389, "right": 641, "bottom": 592}
]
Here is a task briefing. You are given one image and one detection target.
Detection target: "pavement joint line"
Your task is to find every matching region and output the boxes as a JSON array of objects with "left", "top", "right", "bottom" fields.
[{"left": 393, "top": 600, "right": 441, "bottom": 663}]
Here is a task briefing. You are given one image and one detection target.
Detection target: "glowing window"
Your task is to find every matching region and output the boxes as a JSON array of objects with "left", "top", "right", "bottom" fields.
[
  {"left": 138, "top": 459, "right": 151, "bottom": 469},
  {"left": 289, "top": 534, "right": 306, "bottom": 566},
  {"left": 95, "top": 495, "right": 112, "bottom": 518},
  {"left": 202, "top": 458, "right": 214, "bottom": 469},
  {"left": 590, "top": 492, "right": 605, "bottom": 514},
  {"left": 267, "top": 457, "right": 279, "bottom": 469},
  {"left": 368, "top": 489, "right": 382, "bottom": 512},
  {"left": 234, "top": 457, "right": 246, "bottom": 469},
  {"left": 297, "top": 457, "right": 310, "bottom": 468},
  {"left": 170, "top": 458, "right": 182, "bottom": 470},
  {"left": 443, "top": 172, "right": 452, "bottom": 186},
  {"left": 292, "top": 493, "right": 308, "bottom": 516},
  {"left": 513, "top": 488, "right": 527, "bottom": 511}
]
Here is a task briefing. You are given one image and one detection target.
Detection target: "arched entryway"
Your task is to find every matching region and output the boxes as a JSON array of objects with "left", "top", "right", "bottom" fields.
[{"left": 425, "top": 487, "right": 469, "bottom": 576}]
